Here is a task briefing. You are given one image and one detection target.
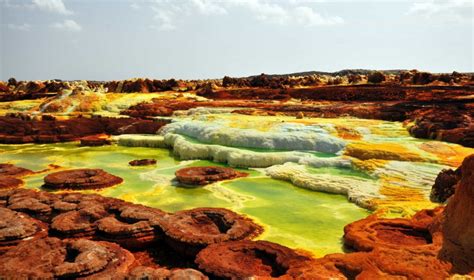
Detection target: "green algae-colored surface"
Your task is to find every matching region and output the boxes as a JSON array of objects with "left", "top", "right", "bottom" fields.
[{"left": 0, "top": 142, "right": 369, "bottom": 256}]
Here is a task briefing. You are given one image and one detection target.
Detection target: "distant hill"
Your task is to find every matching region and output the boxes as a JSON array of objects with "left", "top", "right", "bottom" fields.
[{"left": 245, "top": 69, "right": 473, "bottom": 79}]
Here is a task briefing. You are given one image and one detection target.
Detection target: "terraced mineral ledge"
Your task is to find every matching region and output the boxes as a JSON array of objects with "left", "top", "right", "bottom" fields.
[{"left": 0, "top": 70, "right": 473, "bottom": 278}]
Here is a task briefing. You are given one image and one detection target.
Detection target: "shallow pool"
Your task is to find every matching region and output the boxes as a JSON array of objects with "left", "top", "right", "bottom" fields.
[{"left": 0, "top": 143, "right": 369, "bottom": 256}]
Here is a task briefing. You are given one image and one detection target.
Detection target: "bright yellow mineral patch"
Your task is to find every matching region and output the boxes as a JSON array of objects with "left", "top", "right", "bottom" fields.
[
  {"left": 418, "top": 141, "right": 473, "bottom": 167},
  {"left": 345, "top": 141, "right": 429, "bottom": 162}
]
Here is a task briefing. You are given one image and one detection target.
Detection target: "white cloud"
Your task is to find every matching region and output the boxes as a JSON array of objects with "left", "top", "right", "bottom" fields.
[
  {"left": 190, "top": 0, "right": 227, "bottom": 15},
  {"left": 407, "top": 0, "right": 473, "bottom": 21},
  {"left": 151, "top": 8, "right": 176, "bottom": 31},
  {"left": 7, "top": 23, "right": 31, "bottom": 31},
  {"left": 148, "top": 0, "right": 343, "bottom": 31},
  {"left": 32, "top": 0, "right": 72, "bottom": 15},
  {"left": 51, "top": 19, "right": 82, "bottom": 32},
  {"left": 294, "top": 6, "right": 344, "bottom": 26}
]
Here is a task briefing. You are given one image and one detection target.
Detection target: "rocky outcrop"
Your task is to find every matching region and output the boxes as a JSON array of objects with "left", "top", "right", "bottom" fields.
[
  {"left": 175, "top": 166, "right": 248, "bottom": 186},
  {"left": 126, "top": 266, "right": 208, "bottom": 279},
  {"left": 196, "top": 240, "right": 314, "bottom": 279},
  {"left": 95, "top": 204, "right": 165, "bottom": 249},
  {"left": 79, "top": 134, "right": 112, "bottom": 146},
  {"left": 0, "top": 208, "right": 48, "bottom": 252},
  {"left": 128, "top": 159, "right": 157, "bottom": 166},
  {"left": 0, "top": 116, "right": 166, "bottom": 144},
  {"left": 439, "top": 154, "right": 474, "bottom": 274},
  {"left": 153, "top": 207, "right": 263, "bottom": 256},
  {"left": 431, "top": 166, "right": 462, "bottom": 203},
  {"left": 0, "top": 164, "right": 33, "bottom": 178},
  {"left": 343, "top": 208, "right": 443, "bottom": 252},
  {"left": 43, "top": 169, "right": 123, "bottom": 190},
  {"left": 0, "top": 164, "right": 33, "bottom": 190},
  {"left": 0, "top": 238, "right": 135, "bottom": 279},
  {"left": 0, "top": 177, "right": 23, "bottom": 189},
  {"left": 408, "top": 105, "right": 474, "bottom": 148}
]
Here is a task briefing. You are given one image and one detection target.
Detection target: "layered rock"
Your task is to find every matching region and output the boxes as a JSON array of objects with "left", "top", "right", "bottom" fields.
[
  {"left": 153, "top": 207, "right": 263, "bottom": 256},
  {"left": 42, "top": 169, "right": 123, "bottom": 190},
  {"left": 175, "top": 166, "right": 248, "bottom": 186},
  {"left": 0, "top": 116, "right": 166, "bottom": 144}
]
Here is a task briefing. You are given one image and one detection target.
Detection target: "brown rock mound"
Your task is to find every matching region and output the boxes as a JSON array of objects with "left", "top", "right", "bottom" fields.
[
  {"left": 175, "top": 166, "right": 248, "bottom": 186},
  {"left": 96, "top": 204, "right": 166, "bottom": 249},
  {"left": 439, "top": 154, "right": 474, "bottom": 274},
  {"left": 196, "top": 240, "right": 313, "bottom": 279},
  {"left": 343, "top": 213, "right": 439, "bottom": 252},
  {"left": 315, "top": 247, "right": 452, "bottom": 280},
  {"left": 0, "top": 237, "right": 134, "bottom": 279},
  {"left": 0, "top": 163, "right": 33, "bottom": 177},
  {"left": 0, "top": 176, "right": 23, "bottom": 189},
  {"left": 154, "top": 207, "right": 263, "bottom": 256},
  {"left": 431, "top": 167, "right": 462, "bottom": 203},
  {"left": 42, "top": 168, "right": 123, "bottom": 190},
  {"left": 127, "top": 266, "right": 208, "bottom": 279},
  {"left": 0, "top": 208, "right": 48, "bottom": 252},
  {"left": 51, "top": 210, "right": 98, "bottom": 239},
  {"left": 79, "top": 134, "right": 112, "bottom": 146},
  {"left": 129, "top": 159, "right": 157, "bottom": 166}
]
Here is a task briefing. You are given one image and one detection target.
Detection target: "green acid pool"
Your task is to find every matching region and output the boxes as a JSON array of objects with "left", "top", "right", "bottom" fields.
[{"left": 0, "top": 143, "right": 369, "bottom": 257}]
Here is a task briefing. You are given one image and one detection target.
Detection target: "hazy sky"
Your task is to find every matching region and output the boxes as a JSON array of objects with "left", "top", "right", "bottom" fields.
[{"left": 0, "top": 0, "right": 472, "bottom": 80}]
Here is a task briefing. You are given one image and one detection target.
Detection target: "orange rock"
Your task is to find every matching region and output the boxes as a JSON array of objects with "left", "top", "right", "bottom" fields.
[{"left": 439, "top": 154, "right": 474, "bottom": 274}]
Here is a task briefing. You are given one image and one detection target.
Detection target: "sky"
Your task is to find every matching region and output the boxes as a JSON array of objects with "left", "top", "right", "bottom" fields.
[{"left": 0, "top": 0, "right": 472, "bottom": 81}]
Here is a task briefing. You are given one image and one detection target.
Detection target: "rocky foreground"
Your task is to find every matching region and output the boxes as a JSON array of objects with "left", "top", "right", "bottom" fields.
[{"left": 0, "top": 154, "right": 472, "bottom": 278}]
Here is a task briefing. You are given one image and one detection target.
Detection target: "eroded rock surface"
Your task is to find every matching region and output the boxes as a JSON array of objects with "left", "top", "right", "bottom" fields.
[
  {"left": 175, "top": 166, "right": 248, "bottom": 186},
  {"left": 43, "top": 168, "right": 123, "bottom": 190},
  {"left": 0, "top": 237, "right": 135, "bottom": 279},
  {"left": 153, "top": 207, "right": 263, "bottom": 256},
  {"left": 196, "top": 240, "right": 314, "bottom": 279}
]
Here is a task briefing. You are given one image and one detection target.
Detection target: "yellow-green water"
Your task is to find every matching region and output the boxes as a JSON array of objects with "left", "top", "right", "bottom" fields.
[{"left": 0, "top": 143, "right": 369, "bottom": 257}]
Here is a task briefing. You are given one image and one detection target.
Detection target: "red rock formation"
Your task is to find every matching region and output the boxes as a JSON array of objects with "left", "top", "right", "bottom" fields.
[
  {"left": 0, "top": 164, "right": 33, "bottom": 178},
  {"left": 129, "top": 159, "right": 157, "bottom": 166},
  {"left": 153, "top": 207, "right": 263, "bottom": 256},
  {"left": 343, "top": 213, "right": 440, "bottom": 252},
  {"left": 126, "top": 266, "right": 208, "bottom": 279},
  {"left": 95, "top": 204, "right": 166, "bottom": 249},
  {"left": 315, "top": 247, "right": 452, "bottom": 280},
  {"left": 0, "top": 116, "right": 167, "bottom": 144},
  {"left": 0, "top": 208, "right": 48, "bottom": 253},
  {"left": 408, "top": 105, "right": 474, "bottom": 148},
  {"left": 439, "top": 154, "right": 474, "bottom": 274},
  {"left": 0, "top": 238, "right": 135, "bottom": 278},
  {"left": 79, "top": 134, "right": 112, "bottom": 146},
  {"left": 0, "top": 163, "right": 31, "bottom": 190},
  {"left": 0, "top": 176, "right": 23, "bottom": 189},
  {"left": 175, "top": 166, "right": 248, "bottom": 186},
  {"left": 196, "top": 240, "right": 314, "bottom": 279},
  {"left": 42, "top": 169, "right": 123, "bottom": 190}
]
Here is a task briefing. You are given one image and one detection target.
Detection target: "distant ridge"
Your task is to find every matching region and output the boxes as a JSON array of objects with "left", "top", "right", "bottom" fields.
[{"left": 246, "top": 69, "right": 472, "bottom": 79}]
